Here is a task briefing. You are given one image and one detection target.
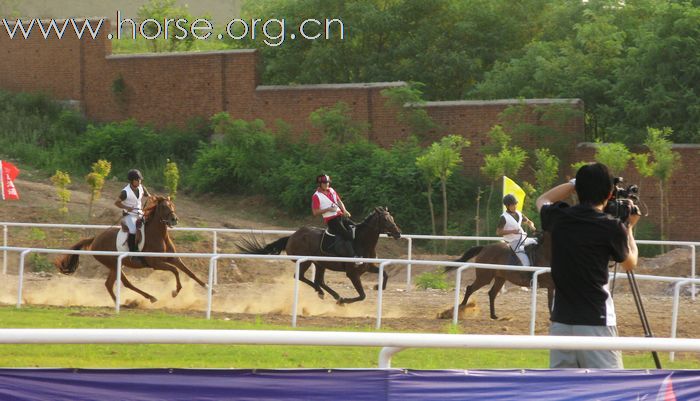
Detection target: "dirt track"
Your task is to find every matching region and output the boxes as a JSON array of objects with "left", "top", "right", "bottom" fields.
[{"left": 1, "top": 177, "right": 699, "bottom": 340}]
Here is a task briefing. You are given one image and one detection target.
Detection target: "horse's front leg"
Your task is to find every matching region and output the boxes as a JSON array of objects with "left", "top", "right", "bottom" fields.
[
  {"left": 146, "top": 258, "right": 183, "bottom": 298},
  {"left": 315, "top": 266, "right": 340, "bottom": 301},
  {"left": 338, "top": 268, "right": 366, "bottom": 304},
  {"left": 366, "top": 263, "right": 388, "bottom": 290},
  {"left": 487, "top": 277, "right": 506, "bottom": 320},
  {"left": 164, "top": 235, "right": 208, "bottom": 288}
]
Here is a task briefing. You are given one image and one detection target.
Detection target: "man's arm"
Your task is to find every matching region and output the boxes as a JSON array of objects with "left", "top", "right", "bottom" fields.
[
  {"left": 620, "top": 213, "right": 640, "bottom": 271},
  {"left": 521, "top": 215, "right": 536, "bottom": 231},
  {"left": 338, "top": 199, "right": 351, "bottom": 218},
  {"left": 536, "top": 181, "right": 576, "bottom": 212}
]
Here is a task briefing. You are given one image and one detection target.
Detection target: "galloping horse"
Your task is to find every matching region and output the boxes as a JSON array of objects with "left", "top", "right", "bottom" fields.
[
  {"left": 443, "top": 232, "right": 554, "bottom": 320},
  {"left": 54, "top": 196, "right": 208, "bottom": 303},
  {"left": 237, "top": 207, "right": 402, "bottom": 304}
]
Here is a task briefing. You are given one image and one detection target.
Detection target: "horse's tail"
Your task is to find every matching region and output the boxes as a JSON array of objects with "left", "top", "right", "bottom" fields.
[
  {"left": 444, "top": 245, "right": 484, "bottom": 272},
  {"left": 54, "top": 237, "right": 94, "bottom": 275},
  {"left": 237, "top": 236, "right": 289, "bottom": 255}
]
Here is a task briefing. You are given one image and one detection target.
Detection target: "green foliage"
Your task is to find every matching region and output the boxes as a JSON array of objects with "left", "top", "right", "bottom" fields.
[
  {"left": 173, "top": 232, "right": 204, "bottom": 243},
  {"left": 86, "top": 160, "right": 111, "bottom": 221},
  {"left": 532, "top": 148, "right": 560, "bottom": 194},
  {"left": 415, "top": 271, "right": 449, "bottom": 290},
  {"left": 164, "top": 159, "right": 180, "bottom": 200},
  {"left": 50, "top": 170, "right": 71, "bottom": 215},
  {"left": 594, "top": 141, "right": 631, "bottom": 176},
  {"left": 382, "top": 84, "right": 438, "bottom": 136},
  {"left": 136, "top": 0, "right": 199, "bottom": 53},
  {"left": 309, "top": 102, "right": 367, "bottom": 144},
  {"left": 27, "top": 228, "right": 46, "bottom": 242},
  {"left": 28, "top": 254, "right": 53, "bottom": 272}
]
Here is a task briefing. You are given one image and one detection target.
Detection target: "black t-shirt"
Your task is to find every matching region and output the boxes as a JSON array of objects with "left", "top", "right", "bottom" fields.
[{"left": 541, "top": 202, "right": 629, "bottom": 326}]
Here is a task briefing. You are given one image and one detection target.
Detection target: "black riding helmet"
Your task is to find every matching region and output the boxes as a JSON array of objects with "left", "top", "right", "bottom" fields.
[
  {"left": 503, "top": 194, "right": 518, "bottom": 206},
  {"left": 127, "top": 169, "right": 143, "bottom": 181}
]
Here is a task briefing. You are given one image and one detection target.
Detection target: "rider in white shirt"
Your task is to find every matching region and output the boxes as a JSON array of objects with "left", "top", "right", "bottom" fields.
[
  {"left": 496, "top": 194, "right": 537, "bottom": 266},
  {"left": 114, "top": 169, "right": 150, "bottom": 263}
]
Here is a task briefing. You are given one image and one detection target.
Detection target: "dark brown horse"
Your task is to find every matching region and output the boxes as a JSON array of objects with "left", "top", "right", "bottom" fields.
[
  {"left": 54, "top": 196, "right": 208, "bottom": 303},
  {"left": 443, "top": 232, "right": 554, "bottom": 320},
  {"left": 237, "top": 207, "right": 402, "bottom": 304}
]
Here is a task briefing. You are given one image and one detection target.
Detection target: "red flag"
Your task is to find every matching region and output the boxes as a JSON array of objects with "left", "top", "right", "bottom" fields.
[{"left": 0, "top": 160, "right": 20, "bottom": 200}]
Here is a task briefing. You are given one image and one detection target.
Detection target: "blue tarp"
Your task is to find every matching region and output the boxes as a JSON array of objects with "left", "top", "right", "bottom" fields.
[{"left": 0, "top": 368, "right": 698, "bottom": 400}]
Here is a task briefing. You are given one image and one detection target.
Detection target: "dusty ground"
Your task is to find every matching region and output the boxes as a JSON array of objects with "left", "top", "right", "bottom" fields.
[{"left": 1, "top": 175, "right": 699, "bottom": 342}]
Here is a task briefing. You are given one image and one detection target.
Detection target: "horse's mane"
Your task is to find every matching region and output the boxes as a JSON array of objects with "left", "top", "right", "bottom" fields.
[
  {"left": 358, "top": 207, "right": 385, "bottom": 226},
  {"left": 143, "top": 195, "right": 169, "bottom": 221}
]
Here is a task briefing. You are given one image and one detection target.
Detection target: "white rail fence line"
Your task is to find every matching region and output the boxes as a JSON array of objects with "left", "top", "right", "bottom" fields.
[
  {"left": 2, "top": 245, "right": 699, "bottom": 359},
  {"left": 2, "top": 222, "right": 697, "bottom": 298},
  {"left": 0, "top": 329, "right": 699, "bottom": 368}
]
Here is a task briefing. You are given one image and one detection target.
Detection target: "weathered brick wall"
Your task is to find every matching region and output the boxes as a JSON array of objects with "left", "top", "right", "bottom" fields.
[{"left": 2, "top": 18, "right": 698, "bottom": 240}]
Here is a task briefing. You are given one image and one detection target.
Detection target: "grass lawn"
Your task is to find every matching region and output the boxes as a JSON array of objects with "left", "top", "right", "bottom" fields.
[{"left": 0, "top": 306, "right": 698, "bottom": 369}]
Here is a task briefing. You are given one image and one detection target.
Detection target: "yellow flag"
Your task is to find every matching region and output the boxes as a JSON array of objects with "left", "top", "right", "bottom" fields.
[{"left": 503, "top": 176, "right": 526, "bottom": 212}]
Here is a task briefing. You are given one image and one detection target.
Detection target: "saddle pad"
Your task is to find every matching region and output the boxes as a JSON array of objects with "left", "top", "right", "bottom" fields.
[
  {"left": 116, "top": 226, "right": 145, "bottom": 252},
  {"left": 320, "top": 231, "right": 336, "bottom": 255}
]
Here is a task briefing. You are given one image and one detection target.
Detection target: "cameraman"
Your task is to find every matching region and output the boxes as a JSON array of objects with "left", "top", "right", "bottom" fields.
[{"left": 536, "top": 162, "right": 639, "bottom": 369}]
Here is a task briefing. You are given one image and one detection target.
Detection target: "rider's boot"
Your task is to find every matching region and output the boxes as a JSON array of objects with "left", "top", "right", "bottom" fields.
[{"left": 128, "top": 233, "right": 145, "bottom": 265}]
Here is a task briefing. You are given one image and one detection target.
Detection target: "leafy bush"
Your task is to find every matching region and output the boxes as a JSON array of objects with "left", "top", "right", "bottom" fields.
[{"left": 415, "top": 271, "right": 449, "bottom": 290}]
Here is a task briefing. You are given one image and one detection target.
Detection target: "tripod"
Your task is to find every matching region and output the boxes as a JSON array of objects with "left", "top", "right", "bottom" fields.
[{"left": 612, "top": 263, "right": 662, "bottom": 369}]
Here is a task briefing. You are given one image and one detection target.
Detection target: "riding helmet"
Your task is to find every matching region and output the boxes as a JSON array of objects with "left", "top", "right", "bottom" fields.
[
  {"left": 316, "top": 174, "right": 331, "bottom": 184},
  {"left": 127, "top": 169, "right": 143, "bottom": 181}
]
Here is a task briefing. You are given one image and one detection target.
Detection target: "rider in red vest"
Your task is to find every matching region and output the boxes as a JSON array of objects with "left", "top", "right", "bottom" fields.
[{"left": 311, "top": 174, "right": 357, "bottom": 259}]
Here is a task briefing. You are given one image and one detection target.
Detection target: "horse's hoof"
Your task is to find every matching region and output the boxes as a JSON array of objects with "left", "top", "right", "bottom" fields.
[
  {"left": 171, "top": 289, "right": 180, "bottom": 298},
  {"left": 149, "top": 297, "right": 157, "bottom": 303},
  {"left": 490, "top": 315, "right": 498, "bottom": 320},
  {"left": 373, "top": 284, "right": 379, "bottom": 290},
  {"left": 336, "top": 299, "right": 347, "bottom": 306},
  {"left": 316, "top": 292, "right": 324, "bottom": 300}
]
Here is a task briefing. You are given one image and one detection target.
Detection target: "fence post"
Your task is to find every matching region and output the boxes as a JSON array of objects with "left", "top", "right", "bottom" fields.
[
  {"left": 292, "top": 258, "right": 309, "bottom": 328},
  {"left": 692, "top": 245, "right": 696, "bottom": 301},
  {"left": 16, "top": 249, "right": 31, "bottom": 308},
  {"left": 3, "top": 224, "right": 8, "bottom": 274},
  {"left": 452, "top": 264, "right": 472, "bottom": 325},
  {"left": 529, "top": 269, "right": 547, "bottom": 336},
  {"left": 406, "top": 237, "right": 413, "bottom": 291},
  {"left": 213, "top": 231, "right": 219, "bottom": 286},
  {"left": 115, "top": 254, "right": 127, "bottom": 314},
  {"left": 206, "top": 255, "right": 221, "bottom": 320},
  {"left": 670, "top": 279, "right": 690, "bottom": 362},
  {"left": 376, "top": 261, "right": 392, "bottom": 330}
]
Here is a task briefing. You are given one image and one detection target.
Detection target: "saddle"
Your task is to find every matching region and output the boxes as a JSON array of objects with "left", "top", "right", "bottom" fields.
[
  {"left": 524, "top": 231, "right": 545, "bottom": 266},
  {"left": 320, "top": 229, "right": 356, "bottom": 258}
]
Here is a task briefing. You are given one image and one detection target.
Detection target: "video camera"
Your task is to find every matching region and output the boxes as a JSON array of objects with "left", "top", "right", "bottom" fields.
[{"left": 603, "top": 177, "right": 640, "bottom": 224}]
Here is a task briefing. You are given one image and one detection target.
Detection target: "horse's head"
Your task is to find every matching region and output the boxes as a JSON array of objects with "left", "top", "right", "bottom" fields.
[
  {"left": 145, "top": 196, "right": 179, "bottom": 227},
  {"left": 372, "top": 206, "right": 401, "bottom": 239}
]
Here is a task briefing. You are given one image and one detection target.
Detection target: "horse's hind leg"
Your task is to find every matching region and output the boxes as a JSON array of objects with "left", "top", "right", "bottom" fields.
[
  {"left": 460, "top": 269, "right": 493, "bottom": 307},
  {"left": 297, "top": 261, "right": 324, "bottom": 298},
  {"left": 167, "top": 256, "right": 207, "bottom": 288},
  {"left": 338, "top": 269, "right": 366, "bottom": 304},
  {"left": 315, "top": 267, "right": 341, "bottom": 301},
  {"left": 120, "top": 272, "right": 157, "bottom": 303},
  {"left": 488, "top": 277, "right": 506, "bottom": 320}
]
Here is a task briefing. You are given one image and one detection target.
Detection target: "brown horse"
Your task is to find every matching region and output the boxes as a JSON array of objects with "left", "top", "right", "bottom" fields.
[
  {"left": 54, "top": 196, "right": 208, "bottom": 303},
  {"left": 237, "top": 207, "right": 402, "bottom": 304},
  {"left": 443, "top": 232, "right": 554, "bottom": 320}
]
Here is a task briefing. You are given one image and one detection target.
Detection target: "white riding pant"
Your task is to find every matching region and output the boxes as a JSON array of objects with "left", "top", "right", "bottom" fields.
[
  {"left": 122, "top": 212, "right": 142, "bottom": 234},
  {"left": 508, "top": 237, "right": 537, "bottom": 266}
]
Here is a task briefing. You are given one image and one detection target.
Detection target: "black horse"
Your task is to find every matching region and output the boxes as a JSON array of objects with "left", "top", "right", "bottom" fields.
[{"left": 237, "top": 207, "right": 402, "bottom": 304}]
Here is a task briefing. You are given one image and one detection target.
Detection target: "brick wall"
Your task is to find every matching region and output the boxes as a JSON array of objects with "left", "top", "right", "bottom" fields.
[{"left": 2, "top": 18, "right": 699, "bottom": 240}]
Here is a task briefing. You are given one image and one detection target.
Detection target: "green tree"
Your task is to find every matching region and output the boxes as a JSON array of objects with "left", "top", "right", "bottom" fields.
[
  {"left": 137, "top": 0, "right": 201, "bottom": 52},
  {"left": 532, "top": 148, "right": 560, "bottom": 194},
  {"left": 381, "top": 83, "right": 438, "bottom": 137},
  {"left": 633, "top": 127, "right": 681, "bottom": 241},
  {"left": 416, "top": 135, "right": 470, "bottom": 238},
  {"left": 594, "top": 141, "right": 631, "bottom": 176},
  {"left": 164, "top": 159, "right": 179, "bottom": 200},
  {"left": 480, "top": 125, "right": 528, "bottom": 235},
  {"left": 309, "top": 102, "right": 366, "bottom": 144},
  {"left": 50, "top": 170, "right": 71, "bottom": 215},
  {"left": 85, "top": 160, "right": 111, "bottom": 221}
]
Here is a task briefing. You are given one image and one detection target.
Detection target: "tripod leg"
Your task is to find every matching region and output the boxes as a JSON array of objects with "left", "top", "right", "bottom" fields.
[{"left": 627, "top": 270, "right": 662, "bottom": 369}]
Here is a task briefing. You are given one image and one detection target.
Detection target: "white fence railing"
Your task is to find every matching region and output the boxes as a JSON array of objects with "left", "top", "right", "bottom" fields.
[
  {"left": 1, "top": 329, "right": 699, "bottom": 368},
  {"left": 2, "top": 244, "right": 699, "bottom": 361},
  {"left": 2, "top": 222, "right": 698, "bottom": 296}
]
